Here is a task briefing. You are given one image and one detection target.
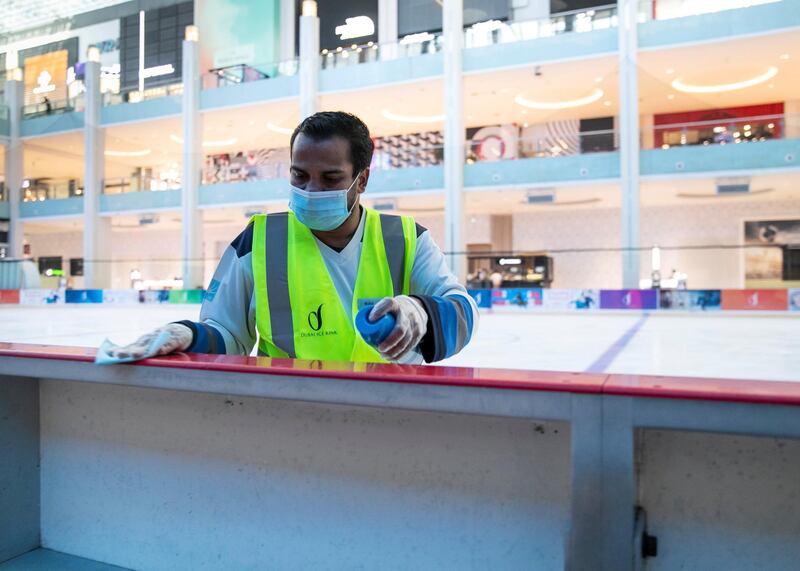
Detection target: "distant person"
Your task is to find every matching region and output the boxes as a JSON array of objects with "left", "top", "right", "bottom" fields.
[
  {"left": 43, "top": 96, "right": 52, "bottom": 115},
  {"left": 105, "top": 111, "right": 478, "bottom": 364}
]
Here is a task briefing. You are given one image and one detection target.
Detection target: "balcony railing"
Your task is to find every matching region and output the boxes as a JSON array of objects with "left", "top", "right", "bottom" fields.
[
  {"left": 22, "top": 94, "right": 85, "bottom": 118},
  {"left": 202, "top": 60, "right": 299, "bottom": 90},
  {"left": 464, "top": 4, "right": 618, "bottom": 49},
  {"left": 320, "top": 33, "right": 444, "bottom": 70},
  {"left": 103, "top": 176, "right": 181, "bottom": 194},
  {"left": 103, "top": 83, "right": 184, "bottom": 106},
  {"left": 644, "top": 114, "right": 795, "bottom": 150},
  {"left": 21, "top": 179, "right": 83, "bottom": 202}
]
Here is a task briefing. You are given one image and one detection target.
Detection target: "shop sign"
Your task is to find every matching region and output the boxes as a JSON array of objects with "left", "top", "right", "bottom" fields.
[{"left": 335, "top": 16, "right": 375, "bottom": 40}]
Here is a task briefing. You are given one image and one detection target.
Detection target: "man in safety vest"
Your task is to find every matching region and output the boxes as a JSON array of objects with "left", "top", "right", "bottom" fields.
[{"left": 108, "top": 111, "right": 478, "bottom": 364}]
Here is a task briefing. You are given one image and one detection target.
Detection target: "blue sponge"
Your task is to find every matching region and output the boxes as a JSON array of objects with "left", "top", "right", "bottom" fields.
[{"left": 355, "top": 306, "right": 396, "bottom": 347}]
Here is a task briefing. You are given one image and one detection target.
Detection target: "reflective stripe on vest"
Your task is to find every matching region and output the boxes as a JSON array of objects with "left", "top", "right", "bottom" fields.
[{"left": 251, "top": 207, "right": 417, "bottom": 362}]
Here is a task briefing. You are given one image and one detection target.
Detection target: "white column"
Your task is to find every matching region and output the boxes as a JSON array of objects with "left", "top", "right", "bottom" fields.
[
  {"left": 378, "top": 0, "right": 399, "bottom": 45},
  {"left": 784, "top": 100, "right": 800, "bottom": 138},
  {"left": 618, "top": 0, "right": 640, "bottom": 289},
  {"left": 182, "top": 26, "right": 204, "bottom": 289},
  {"left": 279, "top": 0, "right": 296, "bottom": 63},
  {"left": 83, "top": 52, "right": 112, "bottom": 288},
  {"left": 443, "top": 0, "right": 465, "bottom": 280},
  {"left": 299, "top": 1, "right": 320, "bottom": 119},
  {"left": 4, "top": 73, "right": 24, "bottom": 259}
]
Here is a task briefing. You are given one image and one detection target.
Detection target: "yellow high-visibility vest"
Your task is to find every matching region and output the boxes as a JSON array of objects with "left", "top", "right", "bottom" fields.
[{"left": 251, "top": 207, "right": 417, "bottom": 363}]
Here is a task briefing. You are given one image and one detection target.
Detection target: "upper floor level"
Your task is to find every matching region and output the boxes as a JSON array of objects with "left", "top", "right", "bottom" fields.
[{"left": 0, "top": 0, "right": 798, "bottom": 140}]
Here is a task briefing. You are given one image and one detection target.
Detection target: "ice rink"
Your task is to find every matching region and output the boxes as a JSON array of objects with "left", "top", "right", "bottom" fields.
[{"left": 1, "top": 305, "right": 798, "bottom": 382}]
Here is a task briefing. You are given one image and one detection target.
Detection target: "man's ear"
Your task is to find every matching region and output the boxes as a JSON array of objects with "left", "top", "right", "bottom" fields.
[{"left": 357, "top": 168, "right": 370, "bottom": 194}]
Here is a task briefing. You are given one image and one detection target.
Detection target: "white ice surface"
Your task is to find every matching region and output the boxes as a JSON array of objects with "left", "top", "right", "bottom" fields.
[{"left": 1, "top": 306, "right": 798, "bottom": 381}]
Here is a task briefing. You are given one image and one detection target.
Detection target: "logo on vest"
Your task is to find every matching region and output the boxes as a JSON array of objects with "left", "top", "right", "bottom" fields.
[
  {"left": 308, "top": 304, "right": 324, "bottom": 331},
  {"left": 302, "top": 304, "right": 338, "bottom": 338}
]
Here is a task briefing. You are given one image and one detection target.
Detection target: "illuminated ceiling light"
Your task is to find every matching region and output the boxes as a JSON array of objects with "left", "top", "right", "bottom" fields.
[
  {"left": 595, "top": 76, "right": 603, "bottom": 83},
  {"left": 185, "top": 25, "right": 199, "bottom": 42},
  {"left": 302, "top": 0, "right": 317, "bottom": 17},
  {"left": 779, "top": 53, "right": 790, "bottom": 60},
  {"left": 87, "top": 45, "right": 101, "bottom": 63},
  {"left": 743, "top": 124, "right": 751, "bottom": 130},
  {"left": 603, "top": 100, "right": 612, "bottom": 106},
  {"left": 104, "top": 149, "right": 152, "bottom": 157},
  {"left": 266, "top": 122, "right": 294, "bottom": 135},
  {"left": 514, "top": 88, "right": 604, "bottom": 110},
  {"left": 400, "top": 32, "right": 435, "bottom": 45},
  {"left": 381, "top": 109, "right": 445, "bottom": 123},
  {"left": 667, "top": 94, "right": 675, "bottom": 100},
  {"left": 170, "top": 134, "right": 239, "bottom": 147},
  {"left": 666, "top": 68, "right": 675, "bottom": 75},
  {"left": 671, "top": 66, "right": 778, "bottom": 94},
  {"left": 471, "top": 19, "right": 504, "bottom": 32},
  {"left": 335, "top": 16, "right": 374, "bottom": 40}
]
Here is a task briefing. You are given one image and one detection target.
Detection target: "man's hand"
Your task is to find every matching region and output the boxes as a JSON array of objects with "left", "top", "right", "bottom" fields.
[
  {"left": 105, "top": 323, "right": 193, "bottom": 360},
  {"left": 369, "top": 295, "right": 428, "bottom": 361}
]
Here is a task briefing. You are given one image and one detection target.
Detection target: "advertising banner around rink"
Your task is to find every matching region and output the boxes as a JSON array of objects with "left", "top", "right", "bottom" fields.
[
  {"left": 790, "top": 289, "right": 800, "bottom": 311},
  {"left": 721, "top": 289, "right": 789, "bottom": 311},
  {"left": 20, "top": 288, "right": 66, "bottom": 304},
  {"left": 467, "top": 289, "right": 493, "bottom": 309},
  {"left": 659, "top": 289, "right": 722, "bottom": 311},
  {"left": 0, "top": 290, "right": 20, "bottom": 304},
  {"left": 168, "top": 290, "right": 205, "bottom": 304},
  {"left": 65, "top": 289, "right": 104, "bottom": 304},
  {"left": 542, "top": 289, "right": 600, "bottom": 310},
  {"left": 138, "top": 290, "right": 171, "bottom": 304},
  {"left": 491, "top": 288, "right": 543, "bottom": 310},
  {"left": 600, "top": 289, "right": 659, "bottom": 310},
  {"left": 102, "top": 290, "right": 141, "bottom": 305}
]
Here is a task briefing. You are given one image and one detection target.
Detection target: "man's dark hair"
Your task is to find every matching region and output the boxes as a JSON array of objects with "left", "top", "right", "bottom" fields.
[{"left": 290, "top": 111, "right": 374, "bottom": 175}]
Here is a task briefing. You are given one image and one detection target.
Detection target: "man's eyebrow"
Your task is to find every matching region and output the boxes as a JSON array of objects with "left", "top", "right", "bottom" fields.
[{"left": 321, "top": 168, "right": 346, "bottom": 175}]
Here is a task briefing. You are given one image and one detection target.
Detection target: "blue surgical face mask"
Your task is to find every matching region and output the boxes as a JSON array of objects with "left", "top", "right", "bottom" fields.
[{"left": 289, "top": 174, "right": 360, "bottom": 231}]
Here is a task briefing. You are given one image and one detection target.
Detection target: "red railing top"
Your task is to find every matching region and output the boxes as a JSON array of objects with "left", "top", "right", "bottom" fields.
[{"left": 1, "top": 342, "right": 798, "bottom": 407}]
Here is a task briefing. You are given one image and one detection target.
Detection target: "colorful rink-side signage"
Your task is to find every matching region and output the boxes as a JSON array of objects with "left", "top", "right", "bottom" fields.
[
  {"left": 659, "top": 289, "right": 722, "bottom": 311},
  {"left": 542, "top": 288, "right": 599, "bottom": 310},
  {"left": 139, "top": 290, "right": 171, "bottom": 304},
  {"left": 721, "top": 289, "right": 789, "bottom": 311},
  {"left": 20, "top": 288, "right": 65, "bottom": 305},
  {"left": 467, "top": 289, "right": 493, "bottom": 309},
  {"left": 491, "top": 288, "right": 543, "bottom": 310},
  {"left": 790, "top": 289, "right": 800, "bottom": 312},
  {"left": 600, "top": 289, "right": 659, "bottom": 310},
  {"left": 102, "top": 290, "right": 141, "bottom": 305},
  {"left": 0, "top": 288, "right": 795, "bottom": 311},
  {"left": 0, "top": 290, "right": 21, "bottom": 304},
  {"left": 65, "top": 289, "right": 104, "bottom": 304},
  {"left": 168, "top": 289, "right": 205, "bottom": 304}
]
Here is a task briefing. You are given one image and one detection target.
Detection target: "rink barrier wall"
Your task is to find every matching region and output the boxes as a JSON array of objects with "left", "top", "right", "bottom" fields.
[
  {"left": 0, "top": 287, "right": 798, "bottom": 311},
  {"left": 2, "top": 343, "right": 800, "bottom": 571}
]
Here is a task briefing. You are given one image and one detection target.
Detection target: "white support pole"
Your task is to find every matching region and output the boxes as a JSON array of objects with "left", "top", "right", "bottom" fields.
[
  {"left": 4, "top": 74, "right": 24, "bottom": 259},
  {"left": 182, "top": 27, "right": 204, "bottom": 289},
  {"left": 443, "top": 0, "right": 465, "bottom": 281},
  {"left": 299, "top": 1, "right": 320, "bottom": 120},
  {"left": 83, "top": 54, "right": 112, "bottom": 288},
  {"left": 378, "top": 0, "right": 399, "bottom": 45},
  {"left": 619, "top": 0, "right": 641, "bottom": 288},
  {"left": 280, "top": 0, "right": 297, "bottom": 63}
]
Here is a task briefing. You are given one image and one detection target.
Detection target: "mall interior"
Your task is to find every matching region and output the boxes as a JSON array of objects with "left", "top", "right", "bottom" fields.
[
  {"left": 2, "top": 3, "right": 800, "bottom": 571},
  {"left": 0, "top": 0, "right": 797, "bottom": 294}
]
